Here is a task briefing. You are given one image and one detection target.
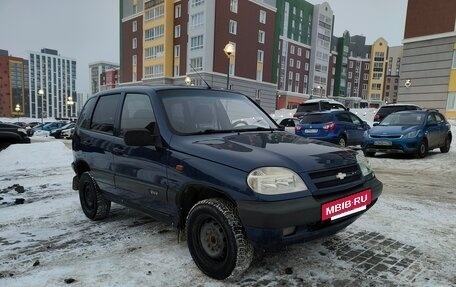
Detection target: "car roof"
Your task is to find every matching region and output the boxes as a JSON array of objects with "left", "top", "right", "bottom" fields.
[
  {"left": 379, "top": 104, "right": 421, "bottom": 108},
  {"left": 304, "top": 99, "right": 344, "bottom": 104},
  {"left": 94, "top": 85, "right": 234, "bottom": 97}
]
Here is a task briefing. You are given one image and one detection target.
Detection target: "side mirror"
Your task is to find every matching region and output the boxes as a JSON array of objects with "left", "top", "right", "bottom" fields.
[{"left": 124, "top": 129, "right": 156, "bottom": 146}]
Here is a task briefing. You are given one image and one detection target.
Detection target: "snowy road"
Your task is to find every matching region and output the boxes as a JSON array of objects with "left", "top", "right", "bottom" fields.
[{"left": 0, "top": 123, "right": 455, "bottom": 286}]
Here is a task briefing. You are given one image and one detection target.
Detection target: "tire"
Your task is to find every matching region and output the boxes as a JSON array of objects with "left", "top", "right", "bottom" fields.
[
  {"left": 440, "top": 136, "right": 451, "bottom": 153},
  {"left": 186, "top": 198, "right": 254, "bottom": 280},
  {"left": 79, "top": 172, "right": 111, "bottom": 220},
  {"left": 364, "top": 151, "right": 375, "bottom": 157},
  {"left": 338, "top": 136, "right": 347, "bottom": 147},
  {"left": 416, "top": 139, "right": 428, "bottom": 158}
]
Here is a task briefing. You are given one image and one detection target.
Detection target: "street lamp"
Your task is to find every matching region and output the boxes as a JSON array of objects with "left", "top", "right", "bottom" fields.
[
  {"left": 15, "top": 104, "right": 21, "bottom": 122},
  {"left": 223, "top": 43, "right": 235, "bottom": 90},
  {"left": 38, "top": 89, "right": 44, "bottom": 126},
  {"left": 67, "top": 96, "right": 75, "bottom": 121},
  {"left": 184, "top": 76, "right": 192, "bottom": 86}
]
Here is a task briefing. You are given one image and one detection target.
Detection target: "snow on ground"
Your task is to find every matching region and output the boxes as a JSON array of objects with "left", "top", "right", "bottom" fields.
[{"left": 0, "top": 119, "right": 455, "bottom": 286}]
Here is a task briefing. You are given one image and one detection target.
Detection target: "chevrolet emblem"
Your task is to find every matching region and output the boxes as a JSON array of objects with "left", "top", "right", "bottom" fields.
[{"left": 336, "top": 172, "right": 347, "bottom": 180}]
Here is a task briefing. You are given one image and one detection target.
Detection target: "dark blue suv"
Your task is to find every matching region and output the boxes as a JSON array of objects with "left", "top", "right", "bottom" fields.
[
  {"left": 295, "top": 110, "right": 370, "bottom": 147},
  {"left": 72, "top": 86, "right": 382, "bottom": 280}
]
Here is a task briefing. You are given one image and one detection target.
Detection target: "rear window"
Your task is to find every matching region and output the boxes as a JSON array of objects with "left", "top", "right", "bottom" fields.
[
  {"left": 300, "top": 114, "right": 333, "bottom": 124},
  {"left": 296, "top": 103, "right": 320, "bottom": 112}
]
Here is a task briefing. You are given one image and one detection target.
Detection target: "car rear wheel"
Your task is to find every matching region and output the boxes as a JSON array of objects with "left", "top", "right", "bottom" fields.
[
  {"left": 79, "top": 172, "right": 111, "bottom": 220},
  {"left": 186, "top": 198, "right": 253, "bottom": 280},
  {"left": 416, "top": 139, "right": 428, "bottom": 158},
  {"left": 338, "top": 136, "right": 347, "bottom": 147},
  {"left": 440, "top": 136, "right": 451, "bottom": 153}
]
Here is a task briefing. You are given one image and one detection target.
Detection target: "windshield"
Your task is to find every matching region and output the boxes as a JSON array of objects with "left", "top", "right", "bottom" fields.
[
  {"left": 380, "top": 113, "right": 425, "bottom": 126},
  {"left": 159, "top": 90, "right": 278, "bottom": 135}
]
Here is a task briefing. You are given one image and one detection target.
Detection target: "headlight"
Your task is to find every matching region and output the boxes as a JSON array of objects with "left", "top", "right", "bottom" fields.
[
  {"left": 403, "top": 130, "right": 420, "bottom": 138},
  {"left": 356, "top": 152, "right": 373, "bottom": 176},
  {"left": 247, "top": 167, "right": 308, "bottom": 195}
]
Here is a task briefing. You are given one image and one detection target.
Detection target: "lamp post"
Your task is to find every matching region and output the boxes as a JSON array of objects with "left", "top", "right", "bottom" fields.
[
  {"left": 223, "top": 43, "right": 235, "bottom": 90},
  {"left": 38, "top": 89, "right": 44, "bottom": 126},
  {"left": 184, "top": 76, "right": 192, "bottom": 86},
  {"left": 67, "top": 96, "right": 74, "bottom": 121},
  {"left": 15, "top": 104, "right": 21, "bottom": 122}
]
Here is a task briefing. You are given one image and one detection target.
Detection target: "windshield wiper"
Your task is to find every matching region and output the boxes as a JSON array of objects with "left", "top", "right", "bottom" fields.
[
  {"left": 234, "top": 126, "right": 278, "bottom": 132},
  {"left": 188, "top": 129, "right": 236, "bottom": 135}
]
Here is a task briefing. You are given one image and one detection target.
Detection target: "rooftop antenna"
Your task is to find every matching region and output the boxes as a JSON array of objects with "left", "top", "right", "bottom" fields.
[{"left": 188, "top": 62, "right": 211, "bottom": 89}]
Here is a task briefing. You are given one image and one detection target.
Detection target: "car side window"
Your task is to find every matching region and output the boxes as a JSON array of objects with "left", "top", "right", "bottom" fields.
[
  {"left": 90, "top": 94, "right": 122, "bottom": 134},
  {"left": 79, "top": 97, "right": 97, "bottom": 129},
  {"left": 427, "top": 113, "right": 437, "bottom": 125},
  {"left": 120, "top": 93, "right": 156, "bottom": 136},
  {"left": 335, "top": 113, "right": 351, "bottom": 123},
  {"left": 434, "top": 113, "right": 444, "bottom": 123},
  {"left": 349, "top": 114, "right": 362, "bottom": 125}
]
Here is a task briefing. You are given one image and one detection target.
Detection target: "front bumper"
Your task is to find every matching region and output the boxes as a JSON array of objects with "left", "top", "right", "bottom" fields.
[
  {"left": 363, "top": 137, "right": 420, "bottom": 154},
  {"left": 237, "top": 177, "right": 382, "bottom": 248}
]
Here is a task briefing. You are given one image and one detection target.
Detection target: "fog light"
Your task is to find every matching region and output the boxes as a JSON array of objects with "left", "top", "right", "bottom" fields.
[{"left": 283, "top": 226, "right": 296, "bottom": 236}]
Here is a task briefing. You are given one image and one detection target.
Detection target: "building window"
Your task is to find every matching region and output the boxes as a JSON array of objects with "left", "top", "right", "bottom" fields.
[
  {"left": 132, "top": 38, "right": 137, "bottom": 49},
  {"left": 174, "top": 45, "right": 180, "bottom": 57},
  {"left": 349, "top": 61, "right": 353, "bottom": 68},
  {"left": 175, "top": 4, "right": 181, "bottom": 18},
  {"left": 306, "top": 50, "right": 310, "bottom": 59},
  {"left": 305, "top": 63, "right": 309, "bottom": 71},
  {"left": 447, "top": 93, "right": 456, "bottom": 109},
  {"left": 256, "top": 69, "right": 263, "bottom": 81},
  {"left": 290, "top": 45, "right": 295, "bottom": 54},
  {"left": 297, "top": 48, "right": 302, "bottom": 56},
  {"left": 452, "top": 51, "right": 456, "bottom": 69},
  {"left": 145, "top": 25, "right": 164, "bottom": 41},
  {"left": 258, "top": 30, "right": 265, "bottom": 44},
  {"left": 230, "top": 0, "right": 238, "bottom": 13},
  {"left": 190, "top": 57, "right": 203, "bottom": 71},
  {"left": 259, "top": 10, "right": 266, "bottom": 24},
  {"left": 289, "top": 58, "right": 294, "bottom": 67},
  {"left": 229, "top": 20, "right": 237, "bottom": 35},
  {"left": 364, "top": 63, "right": 369, "bottom": 70},
  {"left": 296, "top": 60, "right": 301, "bottom": 69},
  {"left": 132, "top": 55, "right": 137, "bottom": 65},
  {"left": 145, "top": 5, "right": 164, "bottom": 22},
  {"left": 190, "top": 35, "right": 204, "bottom": 51},
  {"left": 144, "top": 64, "right": 164, "bottom": 78},
  {"left": 132, "top": 21, "right": 137, "bottom": 32},
  {"left": 175, "top": 25, "right": 181, "bottom": 38},
  {"left": 257, "top": 50, "right": 264, "bottom": 63},
  {"left": 191, "top": 0, "right": 204, "bottom": 7},
  {"left": 348, "top": 72, "right": 352, "bottom": 79},
  {"left": 191, "top": 12, "right": 204, "bottom": 28},
  {"left": 363, "top": 73, "right": 368, "bottom": 80},
  {"left": 174, "top": 65, "right": 180, "bottom": 77},
  {"left": 145, "top": 45, "right": 165, "bottom": 59}
]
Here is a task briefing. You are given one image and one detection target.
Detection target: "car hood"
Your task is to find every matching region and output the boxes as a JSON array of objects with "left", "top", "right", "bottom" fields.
[
  {"left": 369, "top": 125, "right": 419, "bottom": 136},
  {"left": 170, "top": 131, "right": 357, "bottom": 173}
]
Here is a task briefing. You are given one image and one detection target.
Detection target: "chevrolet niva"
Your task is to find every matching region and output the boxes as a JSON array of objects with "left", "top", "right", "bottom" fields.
[{"left": 71, "top": 86, "right": 382, "bottom": 280}]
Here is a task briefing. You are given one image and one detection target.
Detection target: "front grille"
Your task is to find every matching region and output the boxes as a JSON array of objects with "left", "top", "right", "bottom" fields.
[
  {"left": 308, "top": 164, "right": 362, "bottom": 190},
  {"left": 370, "top": 135, "right": 402, "bottom": 139}
]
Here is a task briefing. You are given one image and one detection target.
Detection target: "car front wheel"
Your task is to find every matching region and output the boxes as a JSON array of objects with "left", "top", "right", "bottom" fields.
[
  {"left": 186, "top": 198, "right": 254, "bottom": 280},
  {"left": 338, "top": 136, "right": 347, "bottom": 147},
  {"left": 79, "top": 172, "right": 111, "bottom": 220},
  {"left": 416, "top": 139, "right": 428, "bottom": 158}
]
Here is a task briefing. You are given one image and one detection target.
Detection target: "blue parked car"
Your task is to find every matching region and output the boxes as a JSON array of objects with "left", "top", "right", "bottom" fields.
[
  {"left": 295, "top": 110, "right": 370, "bottom": 147},
  {"left": 362, "top": 110, "right": 452, "bottom": 158}
]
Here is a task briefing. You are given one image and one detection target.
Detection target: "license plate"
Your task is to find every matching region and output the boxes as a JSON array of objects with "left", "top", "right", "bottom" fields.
[
  {"left": 374, "top": 140, "right": 392, "bottom": 146},
  {"left": 304, "top": 129, "right": 318, "bottom": 133},
  {"left": 321, "top": 189, "right": 372, "bottom": 221}
]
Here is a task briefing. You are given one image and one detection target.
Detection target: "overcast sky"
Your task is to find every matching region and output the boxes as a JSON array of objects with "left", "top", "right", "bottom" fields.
[{"left": 0, "top": 0, "right": 407, "bottom": 94}]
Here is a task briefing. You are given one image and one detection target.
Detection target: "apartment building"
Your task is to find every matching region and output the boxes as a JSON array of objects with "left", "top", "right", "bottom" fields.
[
  {"left": 399, "top": 0, "right": 456, "bottom": 117},
  {"left": 0, "top": 49, "right": 29, "bottom": 117},
  {"left": 120, "top": 0, "right": 278, "bottom": 112},
  {"left": 89, "top": 61, "right": 120, "bottom": 95},
  {"left": 100, "top": 68, "right": 120, "bottom": 91},
  {"left": 28, "top": 48, "right": 77, "bottom": 120},
  {"left": 383, "top": 46, "right": 402, "bottom": 104}
]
